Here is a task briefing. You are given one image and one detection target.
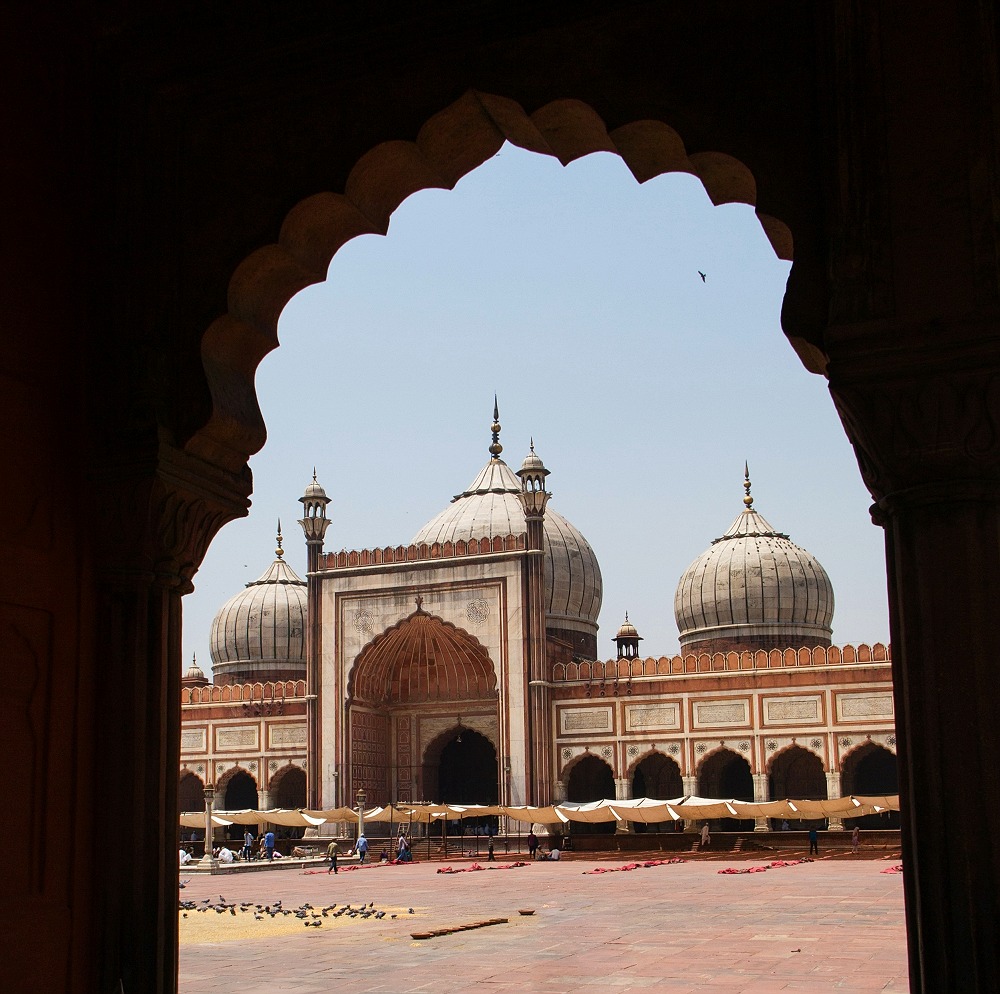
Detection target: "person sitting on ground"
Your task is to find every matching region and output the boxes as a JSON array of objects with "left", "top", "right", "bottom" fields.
[
  {"left": 217, "top": 845, "right": 234, "bottom": 864},
  {"left": 179, "top": 848, "right": 192, "bottom": 866}
]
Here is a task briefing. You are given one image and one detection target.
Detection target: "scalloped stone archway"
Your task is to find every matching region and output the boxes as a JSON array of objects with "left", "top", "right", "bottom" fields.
[{"left": 189, "top": 91, "right": 810, "bottom": 476}]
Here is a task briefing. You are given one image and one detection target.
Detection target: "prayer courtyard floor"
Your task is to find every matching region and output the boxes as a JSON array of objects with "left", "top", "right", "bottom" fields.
[{"left": 179, "top": 850, "right": 907, "bottom": 993}]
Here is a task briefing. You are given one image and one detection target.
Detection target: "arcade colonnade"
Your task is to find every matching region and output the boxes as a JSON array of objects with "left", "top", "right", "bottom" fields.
[{"left": 6, "top": 4, "right": 1000, "bottom": 992}]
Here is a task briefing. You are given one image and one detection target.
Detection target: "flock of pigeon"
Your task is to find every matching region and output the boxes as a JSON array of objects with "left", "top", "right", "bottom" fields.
[{"left": 178, "top": 894, "right": 416, "bottom": 928}]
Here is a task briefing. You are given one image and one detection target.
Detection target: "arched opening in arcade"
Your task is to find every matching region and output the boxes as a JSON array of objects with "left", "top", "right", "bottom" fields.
[
  {"left": 565, "top": 754, "right": 616, "bottom": 834},
  {"left": 217, "top": 769, "right": 259, "bottom": 842},
  {"left": 630, "top": 752, "right": 683, "bottom": 832},
  {"left": 768, "top": 745, "right": 828, "bottom": 829},
  {"left": 697, "top": 748, "right": 755, "bottom": 831},
  {"left": 220, "top": 769, "right": 259, "bottom": 811},
  {"left": 178, "top": 770, "right": 204, "bottom": 815},
  {"left": 271, "top": 764, "right": 307, "bottom": 809},
  {"left": 842, "top": 742, "right": 900, "bottom": 828}
]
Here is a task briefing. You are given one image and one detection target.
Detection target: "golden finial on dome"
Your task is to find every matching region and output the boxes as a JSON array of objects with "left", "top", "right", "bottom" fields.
[
  {"left": 276, "top": 519, "right": 284, "bottom": 558},
  {"left": 489, "top": 395, "right": 503, "bottom": 457},
  {"left": 743, "top": 462, "right": 754, "bottom": 508}
]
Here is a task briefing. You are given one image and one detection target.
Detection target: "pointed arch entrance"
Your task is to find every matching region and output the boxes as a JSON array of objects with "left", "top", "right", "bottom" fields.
[
  {"left": 566, "top": 754, "right": 616, "bottom": 834},
  {"left": 422, "top": 727, "right": 498, "bottom": 805},
  {"left": 348, "top": 606, "right": 500, "bottom": 806},
  {"left": 220, "top": 769, "right": 258, "bottom": 811},
  {"left": 178, "top": 771, "right": 204, "bottom": 815},
  {"left": 842, "top": 743, "right": 900, "bottom": 828},
  {"left": 698, "top": 748, "right": 755, "bottom": 831}
]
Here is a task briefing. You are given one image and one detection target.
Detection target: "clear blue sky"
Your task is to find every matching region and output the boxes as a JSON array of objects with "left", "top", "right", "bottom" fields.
[{"left": 182, "top": 144, "right": 889, "bottom": 672}]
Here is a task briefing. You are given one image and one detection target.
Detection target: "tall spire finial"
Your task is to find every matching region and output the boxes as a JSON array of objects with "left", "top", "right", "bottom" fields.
[
  {"left": 743, "top": 463, "right": 754, "bottom": 509},
  {"left": 276, "top": 518, "right": 284, "bottom": 558},
  {"left": 312, "top": 466, "right": 317, "bottom": 482},
  {"left": 489, "top": 395, "right": 503, "bottom": 458}
]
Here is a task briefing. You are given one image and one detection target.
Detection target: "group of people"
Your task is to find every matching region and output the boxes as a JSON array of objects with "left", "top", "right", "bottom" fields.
[{"left": 325, "top": 831, "right": 414, "bottom": 874}]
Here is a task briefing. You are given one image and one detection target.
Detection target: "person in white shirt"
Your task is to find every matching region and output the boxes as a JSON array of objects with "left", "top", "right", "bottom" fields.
[
  {"left": 179, "top": 848, "right": 192, "bottom": 866},
  {"left": 217, "top": 846, "right": 234, "bottom": 863}
]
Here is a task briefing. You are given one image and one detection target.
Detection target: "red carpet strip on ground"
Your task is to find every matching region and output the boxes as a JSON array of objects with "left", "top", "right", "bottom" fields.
[
  {"left": 303, "top": 860, "right": 421, "bottom": 874},
  {"left": 718, "top": 858, "right": 814, "bottom": 875},
  {"left": 880, "top": 864, "right": 903, "bottom": 874},
  {"left": 436, "top": 862, "right": 530, "bottom": 874},
  {"left": 583, "top": 858, "right": 686, "bottom": 875}
]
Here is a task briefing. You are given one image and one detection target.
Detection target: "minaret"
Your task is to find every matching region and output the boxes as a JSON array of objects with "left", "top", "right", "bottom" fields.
[
  {"left": 298, "top": 471, "right": 331, "bottom": 809},
  {"left": 614, "top": 613, "right": 643, "bottom": 660},
  {"left": 517, "top": 437, "right": 552, "bottom": 805}
]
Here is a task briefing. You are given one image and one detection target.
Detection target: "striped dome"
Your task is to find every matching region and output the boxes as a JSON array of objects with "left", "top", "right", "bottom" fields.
[
  {"left": 412, "top": 455, "right": 602, "bottom": 640},
  {"left": 209, "top": 550, "right": 307, "bottom": 684},
  {"left": 674, "top": 503, "right": 834, "bottom": 652}
]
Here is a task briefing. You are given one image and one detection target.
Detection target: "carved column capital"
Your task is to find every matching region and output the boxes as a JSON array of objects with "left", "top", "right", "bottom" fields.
[
  {"left": 828, "top": 327, "right": 1000, "bottom": 513},
  {"left": 92, "top": 438, "right": 251, "bottom": 591}
]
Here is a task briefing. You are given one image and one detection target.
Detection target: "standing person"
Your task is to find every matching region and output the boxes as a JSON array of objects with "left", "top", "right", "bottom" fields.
[
  {"left": 527, "top": 830, "right": 537, "bottom": 860},
  {"left": 356, "top": 833, "right": 368, "bottom": 864},
  {"left": 397, "top": 832, "right": 407, "bottom": 860},
  {"left": 327, "top": 839, "right": 339, "bottom": 874},
  {"left": 487, "top": 835, "right": 495, "bottom": 862},
  {"left": 851, "top": 825, "right": 860, "bottom": 854},
  {"left": 241, "top": 830, "right": 254, "bottom": 862},
  {"left": 264, "top": 829, "right": 275, "bottom": 861},
  {"left": 808, "top": 826, "right": 819, "bottom": 855},
  {"left": 700, "top": 822, "right": 711, "bottom": 849}
]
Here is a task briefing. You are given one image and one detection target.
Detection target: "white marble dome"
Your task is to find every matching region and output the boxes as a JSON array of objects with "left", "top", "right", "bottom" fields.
[
  {"left": 209, "top": 540, "right": 307, "bottom": 685},
  {"left": 412, "top": 453, "right": 603, "bottom": 645},
  {"left": 674, "top": 489, "right": 834, "bottom": 652}
]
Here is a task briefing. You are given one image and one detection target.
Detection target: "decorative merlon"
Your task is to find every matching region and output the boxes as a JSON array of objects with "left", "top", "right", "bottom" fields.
[
  {"left": 553, "top": 643, "right": 891, "bottom": 682},
  {"left": 319, "top": 533, "right": 527, "bottom": 570}
]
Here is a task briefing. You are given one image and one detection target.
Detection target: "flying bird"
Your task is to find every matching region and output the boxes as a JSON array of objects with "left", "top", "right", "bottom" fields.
[{"left": 698, "top": 271, "right": 707, "bottom": 282}]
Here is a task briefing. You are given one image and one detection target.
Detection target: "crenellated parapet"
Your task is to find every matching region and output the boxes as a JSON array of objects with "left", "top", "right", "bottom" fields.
[
  {"left": 551, "top": 643, "right": 891, "bottom": 683},
  {"left": 181, "top": 678, "right": 307, "bottom": 705},
  {"left": 319, "top": 533, "right": 527, "bottom": 570}
]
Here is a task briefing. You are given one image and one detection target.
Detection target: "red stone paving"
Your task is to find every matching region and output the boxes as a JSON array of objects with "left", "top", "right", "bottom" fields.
[{"left": 179, "top": 851, "right": 907, "bottom": 994}]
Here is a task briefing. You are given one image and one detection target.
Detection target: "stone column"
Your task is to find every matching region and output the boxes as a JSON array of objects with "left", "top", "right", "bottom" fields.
[
  {"left": 92, "top": 444, "right": 249, "bottom": 994},
  {"left": 614, "top": 777, "right": 631, "bottom": 833},
  {"left": 831, "top": 335, "right": 1000, "bottom": 993},
  {"left": 752, "top": 773, "right": 769, "bottom": 832},
  {"left": 299, "top": 475, "right": 331, "bottom": 809},
  {"left": 198, "top": 785, "right": 218, "bottom": 870},
  {"left": 517, "top": 441, "right": 551, "bottom": 806},
  {"left": 682, "top": 776, "right": 698, "bottom": 830},
  {"left": 825, "top": 771, "right": 844, "bottom": 831}
]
